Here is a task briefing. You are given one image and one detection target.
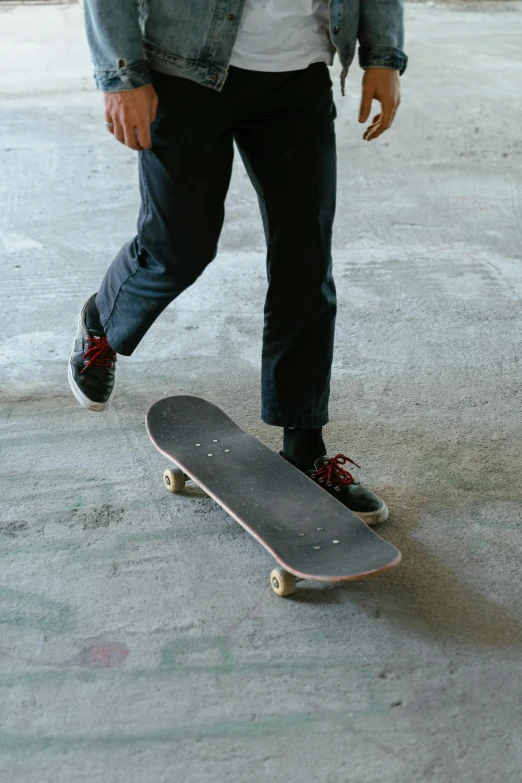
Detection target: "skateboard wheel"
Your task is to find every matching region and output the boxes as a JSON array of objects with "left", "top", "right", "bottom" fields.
[
  {"left": 270, "top": 568, "right": 297, "bottom": 597},
  {"left": 163, "top": 467, "right": 186, "bottom": 493}
]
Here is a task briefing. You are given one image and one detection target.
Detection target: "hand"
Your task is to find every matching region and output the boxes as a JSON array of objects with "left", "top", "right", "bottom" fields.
[
  {"left": 104, "top": 84, "right": 159, "bottom": 151},
  {"left": 358, "top": 69, "right": 401, "bottom": 142}
]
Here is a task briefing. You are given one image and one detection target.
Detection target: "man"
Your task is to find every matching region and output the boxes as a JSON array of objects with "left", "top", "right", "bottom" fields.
[{"left": 70, "top": 0, "right": 407, "bottom": 525}]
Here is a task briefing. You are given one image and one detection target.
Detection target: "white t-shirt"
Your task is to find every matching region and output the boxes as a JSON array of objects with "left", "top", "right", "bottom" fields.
[{"left": 229, "top": 0, "right": 336, "bottom": 72}]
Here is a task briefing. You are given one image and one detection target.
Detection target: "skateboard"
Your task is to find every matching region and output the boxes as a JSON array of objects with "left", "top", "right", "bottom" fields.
[{"left": 146, "top": 395, "right": 401, "bottom": 596}]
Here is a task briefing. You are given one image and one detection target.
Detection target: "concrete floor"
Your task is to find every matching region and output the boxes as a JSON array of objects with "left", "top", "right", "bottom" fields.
[{"left": 1, "top": 2, "right": 522, "bottom": 781}]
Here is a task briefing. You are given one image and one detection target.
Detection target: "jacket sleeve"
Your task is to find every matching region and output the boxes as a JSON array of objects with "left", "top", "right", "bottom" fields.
[
  {"left": 357, "top": 0, "right": 408, "bottom": 75},
  {"left": 82, "top": 0, "right": 152, "bottom": 92}
]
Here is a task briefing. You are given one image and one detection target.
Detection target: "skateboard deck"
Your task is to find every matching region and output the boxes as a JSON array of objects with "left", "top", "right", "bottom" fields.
[{"left": 146, "top": 395, "right": 401, "bottom": 596}]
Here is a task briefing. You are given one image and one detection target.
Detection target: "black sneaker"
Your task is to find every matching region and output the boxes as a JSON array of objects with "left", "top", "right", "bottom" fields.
[
  {"left": 282, "top": 452, "right": 388, "bottom": 526},
  {"left": 68, "top": 295, "right": 117, "bottom": 411}
]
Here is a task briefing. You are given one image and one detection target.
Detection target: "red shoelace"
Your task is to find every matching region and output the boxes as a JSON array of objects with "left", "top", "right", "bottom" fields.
[
  {"left": 311, "top": 453, "right": 361, "bottom": 487},
  {"left": 81, "top": 336, "right": 116, "bottom": 373}
]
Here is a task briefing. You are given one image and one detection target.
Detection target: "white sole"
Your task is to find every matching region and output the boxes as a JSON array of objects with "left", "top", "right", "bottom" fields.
[
  {"left": 354, "top": 502, "right": 389, "bottom": 526},
  {"left": 68, "top": 360, "right": 113, "bottom": 411},
  {"left": 68, "top": 307, "right": 115, "bottom": 412}
]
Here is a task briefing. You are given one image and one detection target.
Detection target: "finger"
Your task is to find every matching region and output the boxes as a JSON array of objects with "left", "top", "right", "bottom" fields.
[
  {"left": 364, "top": 106, "right": 397, "bottom": 141},
  {"left": 150, "top": 94, "right": 159, "bottom": 124},
  {"left": 112, "top": 117, "right": 126, "bottom": 146},
  {"left": 122, "top": 120, "right": 143, "bottom": 151},
  {"left": 364, "top": 120, "right": 383, "bottom": 141},
  {"left": 362, "top": 113, "right": 380, "bottom": 138},
  {"left": 366, "top": 105, "right": 392, "bottom": 138},
  {"left": 136, "top": 121, "right": 152, "bottom": 150},
  {"left": 364, "top": 123, "right": 385, "bottom": 141},
  {"left": 365, "top": 122, "right": 387, "bottom": 141},
  {"left": 358, "top": 88, "right": 373, "bottom": 123},
  {"left": 104, "top": 106, "right": 115, "bottom": 135},
  {"left": 380, "top": 103, "right": 394, "bottom": 131}
]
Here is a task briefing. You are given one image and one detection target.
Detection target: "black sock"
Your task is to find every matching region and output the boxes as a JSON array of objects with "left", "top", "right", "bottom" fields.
[
  {"left": 85, "top": 294, "right": 104, "bottom": 334},
  {"left": 282, "top": 427, "right": 326, "bottom": 472}
]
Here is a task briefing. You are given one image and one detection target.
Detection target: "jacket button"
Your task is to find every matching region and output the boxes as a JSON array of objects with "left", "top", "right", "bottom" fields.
[
  {"left": 333, "top": 26, "right": 339, "bottom": 34},
  {"left": 211, "top": 74, "right": 218, "bottom": 80},
  {"left": 228, "top": 14, "right": 235, "bottom": 21}
]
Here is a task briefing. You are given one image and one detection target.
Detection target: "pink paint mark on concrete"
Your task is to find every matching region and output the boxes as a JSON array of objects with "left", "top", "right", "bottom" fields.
[{"left": 75, "top": 641, "right": 130, "bottom": 669}]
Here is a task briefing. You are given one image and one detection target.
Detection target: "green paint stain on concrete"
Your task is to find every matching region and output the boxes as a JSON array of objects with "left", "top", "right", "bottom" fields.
[
  {"left": 0, "top": 709, "right": 373, "bottom": 754},
  {"left": 0, "top": 656, "right": 384, "bottom": 687},
  {"left": 0, "top": 586, "right": 75, "bottom": 633},
  {"left": 161, "top": 635, "right": 235, "bottom": 669},
  {"left": 0, "top": 714, "right": 314, "bottom": 752}
]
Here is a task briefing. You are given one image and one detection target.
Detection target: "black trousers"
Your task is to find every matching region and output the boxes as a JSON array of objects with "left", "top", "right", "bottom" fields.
[{"left": 96, "top": 62, "right": 338, "bottom": 428}]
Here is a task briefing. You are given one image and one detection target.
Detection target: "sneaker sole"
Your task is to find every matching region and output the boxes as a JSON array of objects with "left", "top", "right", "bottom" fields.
[
  {"left": 354, "top": 502, "right": 389, "bottom": 526},
  {"left": 68, "top": 360, "right": 115, "bottom": 411},
  {"left": 68, "top": 308, "right": 115, "bottom": 412}
]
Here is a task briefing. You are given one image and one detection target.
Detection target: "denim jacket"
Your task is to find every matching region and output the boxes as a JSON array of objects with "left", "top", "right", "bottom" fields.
[{"left": 83, "top": 0, "right": 407, "bottom": 97}]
